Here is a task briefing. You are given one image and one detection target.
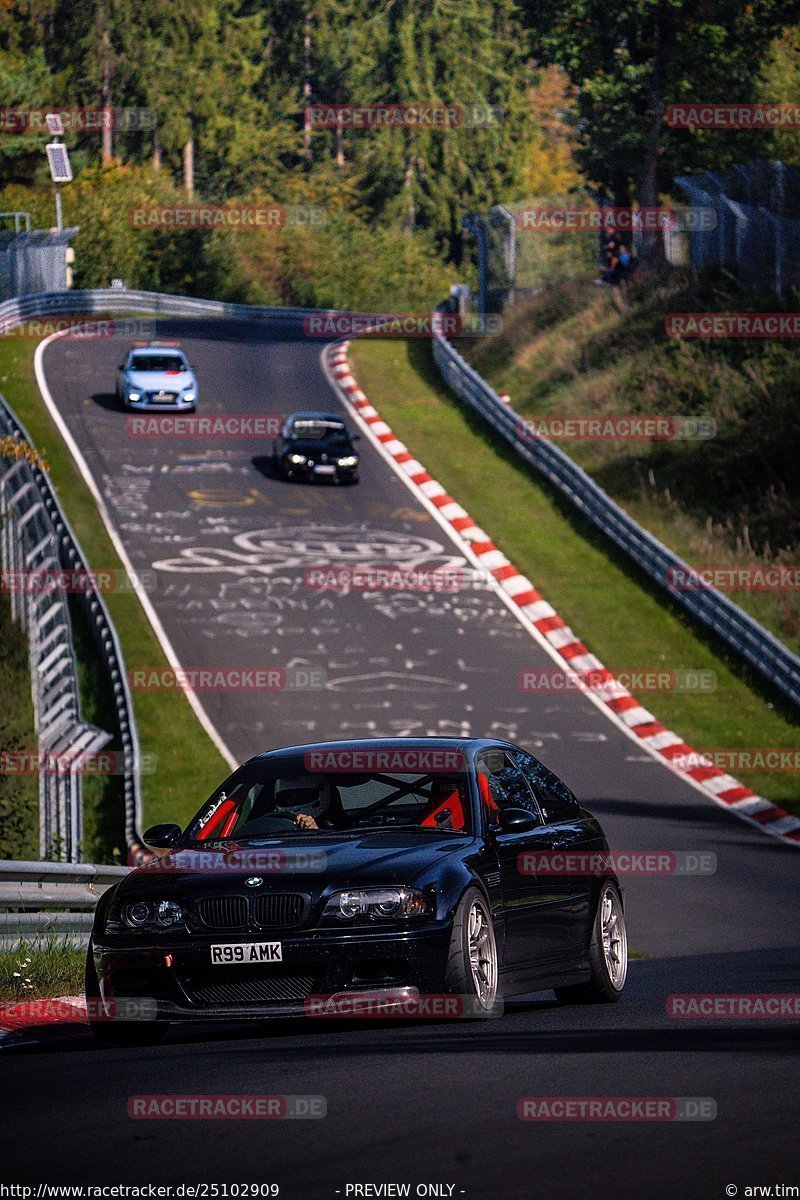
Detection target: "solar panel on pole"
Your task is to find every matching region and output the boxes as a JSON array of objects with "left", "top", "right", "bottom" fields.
[{"left": 46, "top": 142, "right": 73, "bottom": 183}]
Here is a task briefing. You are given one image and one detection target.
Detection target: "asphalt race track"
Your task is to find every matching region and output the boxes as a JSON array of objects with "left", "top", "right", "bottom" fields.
[{"left": 2, "top": 318, "right": 797, "bottom": 1199}]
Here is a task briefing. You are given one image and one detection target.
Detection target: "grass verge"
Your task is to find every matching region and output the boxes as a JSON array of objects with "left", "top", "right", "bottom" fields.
[
  {"left": 463, "top": 271, "right": 800, "bottom": 654},
  {"left": 349, "top": 337, "right": 799, "bottom": 813},
  {"left": 0, "top": 938, "right": 85, "bottom": 1001},
  {"left": 0, "top": 333, "right": 228, "bottom": 843},
  {"left": 0, "top": 589, "right": 39, "bottom": 859}
]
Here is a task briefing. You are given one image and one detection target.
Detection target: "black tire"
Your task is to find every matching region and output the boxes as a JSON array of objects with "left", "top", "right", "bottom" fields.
[
  {"left": 555, "top": 881, "right": 627, "bottom": 1005},
  {"left": 444, "top": 887, "right": 499, "bottom": 1016},
  {"left": 85, "top": 941, "right": 169, "bottom": 1047}
]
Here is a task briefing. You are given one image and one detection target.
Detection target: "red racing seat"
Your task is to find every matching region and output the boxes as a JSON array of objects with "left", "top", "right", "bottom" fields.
[
  {"left": 420, "top": 780, "right": 466, "bottom": 831},
  {"left": 477, "top": 772, "right": 501, "bottom": 819}
]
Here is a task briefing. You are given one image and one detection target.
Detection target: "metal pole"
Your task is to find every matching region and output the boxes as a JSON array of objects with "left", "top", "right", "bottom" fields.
[
  {"left": 463, "top": 213, "right": 488, "bottom": 318},
  {"left": 55, "top": 185, "right": 63, "bottom": 232}
]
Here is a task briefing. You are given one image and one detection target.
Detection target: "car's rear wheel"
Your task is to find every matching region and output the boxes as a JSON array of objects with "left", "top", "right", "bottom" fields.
[
  {"left": 444, "top": 887, "right": 498, "bottom": 1015},
  {"left": 555, "top": 881, "right": 627, "bottom": 1004},
  {"left": 85, "top": 941, "right": 169, "bottom": 1047}
]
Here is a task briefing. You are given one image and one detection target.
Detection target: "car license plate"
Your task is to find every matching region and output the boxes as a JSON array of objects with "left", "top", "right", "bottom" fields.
[
  {"left": 313, "top": 465, "right": 336, "bottom": 475},
  {"left": 210, "top": 942, "right": 282, "bottom": 965}
]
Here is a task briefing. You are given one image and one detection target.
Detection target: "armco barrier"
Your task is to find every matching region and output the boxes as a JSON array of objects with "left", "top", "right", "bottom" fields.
[
  {"left": 0, "top": 287, "right": 329, "bottom": 330},
  {"left": 0, "top": 859, "right": 129, "bottom": 948},
  {"left": 431, "top": 300, "right": 800, "bottom": 710}
]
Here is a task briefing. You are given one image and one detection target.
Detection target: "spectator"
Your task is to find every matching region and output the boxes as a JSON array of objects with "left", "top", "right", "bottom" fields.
[
  {"left": 616, "top": 242, "right": 633, "bottom": 282},
  {"left": 595, "top": 223, "right": 622, "bottom": 285},
  {"left": 597, "top": 235, "right": 634, "bottom": 286}
]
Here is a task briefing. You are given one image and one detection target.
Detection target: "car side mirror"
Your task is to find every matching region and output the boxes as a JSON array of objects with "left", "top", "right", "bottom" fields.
[
  {"left": 498, "top": 807, "right": 539, "bottom": 832},
  {"left": 117, "top": 364, "right": 125, "bottom": 371},
  {"left": 142, "top": 822, "right": 183, "bottom": 849}
]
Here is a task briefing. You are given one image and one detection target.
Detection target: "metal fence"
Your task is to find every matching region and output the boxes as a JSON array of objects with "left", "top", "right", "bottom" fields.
[
  {"left": 468, "top": 195, "right": 600, "bottom": 311},
  {"left": 0, "top": 437, "right": 111, "bottom": 862},
  {"left": 470, "top": 162, "right": 800, "bottom": 309},
  {"left": 0, "top": 859, "right": 128, "bottom": 948},
  {"left": 675, "top": 159, "right": 800, "bottom": 297},
  {"left": 431, "top": 300, "right": 800, "bottom": 710},
  {"left": 0, "top": 397, "right": 140, "bottom": 862},
  {"left": 0, "top": 229, "right": 79, "bottom": 301}
]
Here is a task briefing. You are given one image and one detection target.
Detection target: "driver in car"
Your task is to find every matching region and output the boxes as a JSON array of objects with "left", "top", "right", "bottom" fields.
[{"left": 273, "top": 777, "right": 338, "bottom": 831}]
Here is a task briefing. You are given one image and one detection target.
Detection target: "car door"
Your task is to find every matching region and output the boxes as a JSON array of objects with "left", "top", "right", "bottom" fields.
[
  {"left": 513, "top": 751, "right": 597, "bottom": 951},
  {"left": 479, "top": 750, "right": 573, "bottom": 977}
]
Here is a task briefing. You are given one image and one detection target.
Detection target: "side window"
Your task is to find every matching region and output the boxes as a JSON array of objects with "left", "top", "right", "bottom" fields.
[
  {"left": 476, "top": 750, "right": 541, "bottom": 825},
  {"left": 515, "top": 751, "right": 579, "bottom": 825}
]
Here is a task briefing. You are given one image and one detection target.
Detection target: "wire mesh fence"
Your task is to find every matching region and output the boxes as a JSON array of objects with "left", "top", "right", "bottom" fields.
[
  {"left": 480, "top": 193, "right": 600, "bottom": 308},
  {"left": 674, "top": 159, "right": 800, "bottom": 297}
]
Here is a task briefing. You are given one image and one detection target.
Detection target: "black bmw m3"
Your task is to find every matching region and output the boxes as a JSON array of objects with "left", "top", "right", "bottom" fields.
[{"left": 86, "top": 738, "right": 627, "bottom": 1044}]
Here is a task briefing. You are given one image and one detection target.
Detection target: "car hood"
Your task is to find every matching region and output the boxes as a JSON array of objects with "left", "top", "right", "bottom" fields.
[
  {"left": 126, "top": 369, "right": 193, "bottom": 390},
  {"left": 122, "top": 832, "right": 472, "bottom": 896}
]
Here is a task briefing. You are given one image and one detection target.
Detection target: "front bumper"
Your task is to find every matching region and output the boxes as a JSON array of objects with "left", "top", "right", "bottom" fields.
[
  {"left": 126, "top": 397, "right": 196, "bottom": 412},
  {"left": 282, "top": 461, "right": 358, "bottom": 483},
  {"left": 92, "top": 923, "right": 451, "bottom": 1022}
]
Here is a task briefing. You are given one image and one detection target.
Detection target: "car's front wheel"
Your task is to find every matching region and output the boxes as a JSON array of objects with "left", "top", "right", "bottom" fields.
[
  {"left": 444, "top": 887, "right": 499, "bottom": 1015},
  {"left": 555, "top": 880, "right": 627, "bottom": 1004},
  {"left": 85, "top": 941, "right": 169, "bottom": 1047}
]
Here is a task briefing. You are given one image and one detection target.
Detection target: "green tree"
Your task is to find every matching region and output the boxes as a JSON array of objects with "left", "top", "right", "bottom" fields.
[
  {"left": 519, "top": 0, "right": 800, "bottom": 259},
  {"left": 0, "top": 46, "right": 52, "bottom": 183},
  {"left": 134, "top": 0, "right": 302, "bottom": 199},
  {"left": 308, "top": 0, "right": 533, "bottom": 261},
  {"left": 758, "top": 25, "right": 800, "bottom": 168}
]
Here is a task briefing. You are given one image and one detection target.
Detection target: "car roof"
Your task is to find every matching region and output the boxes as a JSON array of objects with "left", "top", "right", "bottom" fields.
[
  {"left": 128, "top": 345, "right": 187, "bottom": 357},
  {"left": 286, "top": 411, "right": 344, "bottom": 424},
  {"left": 250, "top": 737, "right": 516, "bottom": 763}
]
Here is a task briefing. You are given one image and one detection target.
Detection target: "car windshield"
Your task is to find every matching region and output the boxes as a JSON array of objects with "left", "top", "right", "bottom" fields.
[
  {"left": 130, "top": 354, "right": 186, "bottom": 372},
  {"left": 184, "top": 756, "right": 472, "bottom": 840},
  {"left": 289, "top": 420, "right": 346, "bottom": 441}
]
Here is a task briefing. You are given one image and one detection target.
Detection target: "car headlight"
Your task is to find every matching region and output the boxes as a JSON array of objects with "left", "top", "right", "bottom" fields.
[
  {"left": 120, "top": 899, "right": 185, "bottom": 930},
  {"left": 156, "top": 900, "right": 184, "bottom": 927},
  {"left": 124, "top": 900, "right": 154, "bottom": 927},
  {"left": 337, "top": 455, "right": 358, "bottom": 468},
  {"left": 183, "top": 390, "right": 196, "bottom": 403},
  {"left": 288, "top": 453, "right": 307, "bottom": 465},
  {"left": 127, "top": 391, "right": 142, "bottom": 402},
  {"left": 323, "top": 886, "right": 432, "bottom": 922}
]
